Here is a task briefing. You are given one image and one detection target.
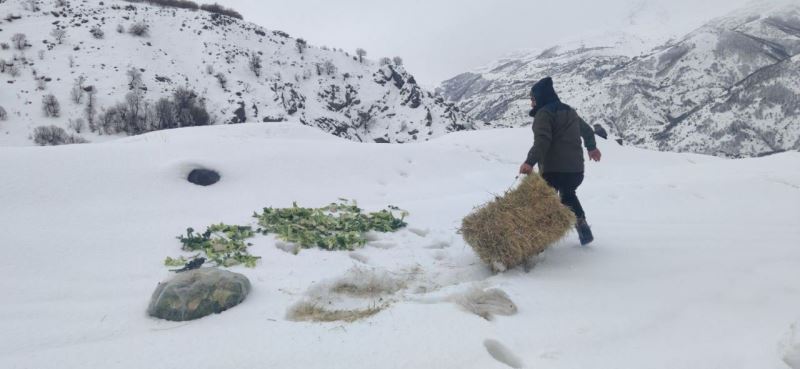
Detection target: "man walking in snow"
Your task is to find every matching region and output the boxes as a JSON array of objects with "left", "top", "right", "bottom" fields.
[{"left": 519, "top": 77, "right": 601, "bottom": 245}]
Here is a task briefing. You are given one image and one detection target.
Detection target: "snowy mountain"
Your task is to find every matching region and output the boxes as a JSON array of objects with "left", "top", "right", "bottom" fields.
[
  {"left": 1, "top": 121, "right": 799, "bottom": 368},
  {"left": 440, "top": 2, "right": 800, "bottom": 157},
  {"left": 0, "top": 0, "right": 470, "bottom": 146}
]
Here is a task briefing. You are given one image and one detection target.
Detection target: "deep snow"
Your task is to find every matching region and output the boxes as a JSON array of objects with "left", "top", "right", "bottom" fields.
[{"left": 0, "top": 122, "right": 799, "bottom": 368}]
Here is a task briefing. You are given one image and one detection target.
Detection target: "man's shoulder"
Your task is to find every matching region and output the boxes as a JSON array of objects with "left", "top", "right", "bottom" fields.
[
  {"left": 536, "top": 103, "right": 577, "bottom": 120},
  {"left": 534, "top": 105, "right": 557, "bottom": 119}
]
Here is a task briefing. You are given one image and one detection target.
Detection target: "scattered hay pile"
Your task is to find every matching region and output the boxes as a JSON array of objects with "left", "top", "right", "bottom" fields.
[
  {"left": 287, "top": 303, "right": 386, "bottom": 323},
  {"left": 461, "top": 174, "right": 575, "bottom": 272},
  {"left": 286, "top": 267, "right": 406, "bottom": 323}
]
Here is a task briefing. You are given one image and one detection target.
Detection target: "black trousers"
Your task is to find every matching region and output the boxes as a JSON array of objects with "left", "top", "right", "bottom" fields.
[{"left": 542, "top": 172, "right": 586, "bottom": 219}]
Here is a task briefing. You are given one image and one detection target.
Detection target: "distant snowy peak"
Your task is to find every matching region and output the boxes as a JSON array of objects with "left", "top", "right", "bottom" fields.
[
  {"left": 624, "top": 0, "right": 671, "bottom": 27},
  {"left": 0, "top": 0, "right": 471, "bottom": 146},
  {"left": 440, "top": 2, "right": 800, "bottom": 157},
  {"left": 476, "top": 30, "right": 670, "bottom": 75}
]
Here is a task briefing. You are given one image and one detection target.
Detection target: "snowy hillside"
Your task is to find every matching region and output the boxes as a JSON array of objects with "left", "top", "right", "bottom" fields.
[
  {"left": 440, "top": 2, "right": 800, "bottom": 157},
  {"left": 0, "top": 0, "right": 469, "bottom": 146},
  {"left": 1, "top": 122, "right": 799, "bottom": 368}
]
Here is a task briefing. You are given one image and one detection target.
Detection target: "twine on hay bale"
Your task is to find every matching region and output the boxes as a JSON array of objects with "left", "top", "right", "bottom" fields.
[{"left": 461, "top": 174, "right": 576, "bottom": 272}]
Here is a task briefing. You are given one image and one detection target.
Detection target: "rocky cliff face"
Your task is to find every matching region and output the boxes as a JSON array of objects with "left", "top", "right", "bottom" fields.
[
  {"left": 0, "top": 0, "right": 470, "bottom": 145},
  {"left": 440, "top": 3, "right": 800, "bottom": 157}
]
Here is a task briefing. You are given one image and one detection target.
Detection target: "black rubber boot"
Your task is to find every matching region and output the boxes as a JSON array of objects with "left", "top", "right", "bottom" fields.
[{"left": 576, "top": 218, "right": 594, "bottom": 246}]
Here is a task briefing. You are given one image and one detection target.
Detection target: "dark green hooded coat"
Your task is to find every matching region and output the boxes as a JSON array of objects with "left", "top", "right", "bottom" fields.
[{"left": 525, "top": 77, "right": 597, "bottom": 173}]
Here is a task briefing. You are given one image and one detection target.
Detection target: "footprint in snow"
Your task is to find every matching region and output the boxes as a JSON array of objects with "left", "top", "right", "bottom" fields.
[
  {"left": 539, "top": 350, "right": 561, "bottom": 360},
  {"left": 408, "top": 227, "right": 430, "bottom": 237},
  {"left": 455, "top": 288, "right": 518, "bottom": 321},
  {"left": 484, "top": 339, "right": 524, "bottom": 369},
  {"left": 768, "top": 177, "right": 800, "bottom": 190},
  {"left": 368, "top": 241, "right": 397, "bottom": 250},
  {"left": 424, "top": 240, "right": 450, "bottom": 249},
  {"left": 349, "top": 252, "right": 369, "bottom": 264},
  {"left": 275, "top": 241, "right": 300, "bottom": 254}
]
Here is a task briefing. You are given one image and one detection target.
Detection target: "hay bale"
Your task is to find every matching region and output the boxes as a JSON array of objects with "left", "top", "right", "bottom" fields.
[{"left": 461, "top": 174, "right": 575, "bottom": 272}]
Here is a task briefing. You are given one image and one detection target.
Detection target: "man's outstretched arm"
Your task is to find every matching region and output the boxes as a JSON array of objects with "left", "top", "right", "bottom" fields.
[
  {"left": 579, "top": 117, "right": 601, "bottom": 162},
  {"left": 520, "top": 111, "right": 553, "bottom": 174}
]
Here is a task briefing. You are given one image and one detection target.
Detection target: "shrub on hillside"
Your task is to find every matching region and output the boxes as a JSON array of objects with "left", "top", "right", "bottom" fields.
[
  {"left": 123, "top": 0, "right": 200, "bottom": 11},
  {"left": 90, "top": 27, "right": 105, "bottom": 39},
  {"left": 128, "top": 22, "right": 150, "bottom": 37},
  {"left": 70, "top": 75, "right": 86, "bottom": 104},
  {"left": 214, "top": 72, "right": 227, "bottom": 89},
  {"left": 248, "top": 53, "right": 262, "bottom": 77},
  {"left": 200, "top": 3, "right": 243, "bottom": 19},
  {"left": 50, "top": 28, "right": 67, "bottom": 44},
  {"left": 96, "top": 87, "right": 211, "bottom": 135},
  {"left": 85, "top": 86, "right": 98, "bottom": 131},
  {"left": 22, "top": 0, "right": 40, "bottom": 12},
  {"left": 355, "top": 48, "right": 367, "bottom": 63},
  {"left": 122, "top": 0, "right": 243, "bottom": 19},
  {"left": 323, "top": 60, "right": 337, "bottom": 75},
  {"left": 42, "top": 94, "right": 61, "bottom": 117},
  {"left": 11, "top": 33, "right": 29, "bottom": 50},
  {"left": 7, "top": 63, "right": 20, "bottom": 77},
  {"left": 32, "top": 125, "right": 88, "bottom": 146},
  {"left": 295, "top": 38, "right": 307, "bottom": 54},
  {"left": 68, "top": 118, "right": 85, "bottom": 133},
  {"left": 172, "top": 87, "right": 211, "bottom": 127},
  {"left": 0, "top": 106, "right": 7, "bottom": 121}
]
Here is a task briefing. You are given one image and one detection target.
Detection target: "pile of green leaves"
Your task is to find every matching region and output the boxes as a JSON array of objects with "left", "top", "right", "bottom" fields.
[
  {"left": 165, "top": 201, "right": 408, "bottom": 269},
  {"left": 165, "top": 223, "right": 260, "bottom": 268},
  {"left": 254, "top": 200, "right": 408, "bottom": 251}
]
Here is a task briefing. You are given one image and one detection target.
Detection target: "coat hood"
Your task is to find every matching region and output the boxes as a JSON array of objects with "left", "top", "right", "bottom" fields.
[{"left": 530, "top": 77, "right": 564, "bottom": 116}]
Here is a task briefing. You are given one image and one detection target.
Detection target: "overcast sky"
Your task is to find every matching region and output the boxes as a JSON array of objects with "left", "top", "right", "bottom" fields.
[{"left": 215, "top": 0, "right": 765, "bottom": 85}]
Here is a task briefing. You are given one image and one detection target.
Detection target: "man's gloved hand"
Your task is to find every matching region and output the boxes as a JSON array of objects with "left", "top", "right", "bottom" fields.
[
  {"left": 519, "top": 163, "right": 533, "bottom": 175},
  {"left": 588, "top": 149, "right": 602, "bottom": 162}
]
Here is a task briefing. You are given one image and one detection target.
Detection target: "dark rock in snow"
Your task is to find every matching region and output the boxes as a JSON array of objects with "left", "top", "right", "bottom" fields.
[
  {"left": 232, "top": 101, "right": 246, "bottom": 123},
  {"left": 263, "top": 116, "right": 285, "bottom": 122},
  {"left": 188, "top": 168, "right": 220, "bottom": 186}
]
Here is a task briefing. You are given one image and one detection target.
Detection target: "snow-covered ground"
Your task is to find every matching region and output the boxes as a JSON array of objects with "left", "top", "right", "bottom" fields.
[{"left": 1, "top": 122, "right": 799, "bottom": 368}]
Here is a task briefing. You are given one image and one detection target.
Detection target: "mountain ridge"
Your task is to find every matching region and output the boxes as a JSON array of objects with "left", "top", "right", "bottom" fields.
[
  {"left": 440, "top": 2, "right": 800, "bottom": 157},
  {"left": 0, "top": 0, "right": 471, "bottom": 146}
]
